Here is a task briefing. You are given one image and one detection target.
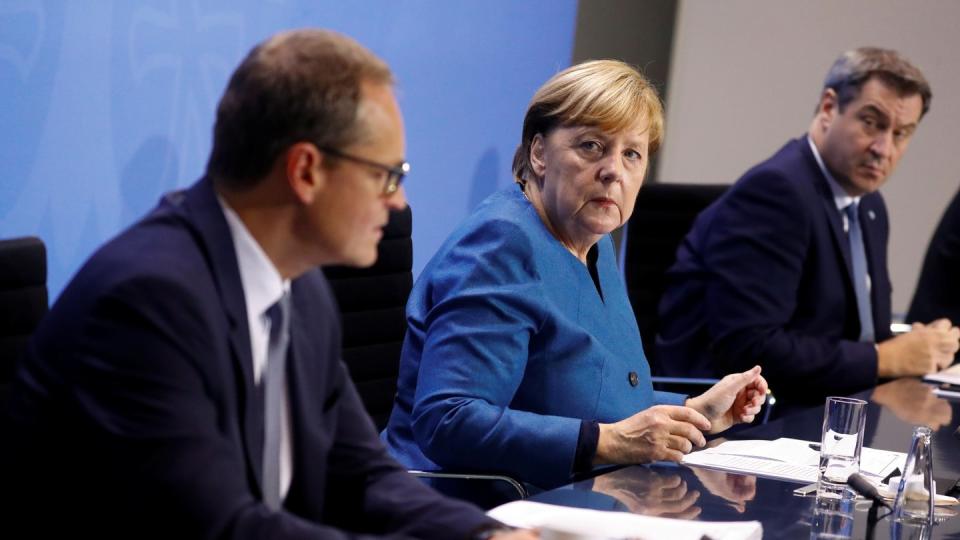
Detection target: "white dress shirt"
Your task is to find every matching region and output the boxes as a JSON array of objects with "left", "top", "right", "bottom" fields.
[{"left": 218, "top": 196, "right": 293, "bottom": 501}]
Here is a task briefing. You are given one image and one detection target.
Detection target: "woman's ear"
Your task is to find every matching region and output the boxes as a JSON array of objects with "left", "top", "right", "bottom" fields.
[{"left": 529, "top": 133, "right": 547, "bottom": 179}]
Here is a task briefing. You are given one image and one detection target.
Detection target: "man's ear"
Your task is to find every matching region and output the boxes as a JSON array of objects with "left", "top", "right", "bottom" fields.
[
  {"left": 529, "top": 133, "right": 546, "bottom": 179},
  {"left": 816, "top": 88, "right": 840, "bottom": 130},
  {"left": 285, "top": 142, "right": 325, "bottom": 204}
]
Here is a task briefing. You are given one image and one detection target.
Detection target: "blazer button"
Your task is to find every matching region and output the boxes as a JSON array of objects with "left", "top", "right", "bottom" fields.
[{"left": 628, "top": 371, "right": 639, "bottom": 387}]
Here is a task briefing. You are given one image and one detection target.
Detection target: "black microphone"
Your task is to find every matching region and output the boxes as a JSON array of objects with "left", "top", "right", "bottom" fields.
[{"left": 847, "top": 473, "right": 892, "bottom": 509}]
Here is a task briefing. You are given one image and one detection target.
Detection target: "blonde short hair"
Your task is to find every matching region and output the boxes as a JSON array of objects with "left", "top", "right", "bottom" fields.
[{"left": 512, "top": 60, "right": 664, "bottom": 184}]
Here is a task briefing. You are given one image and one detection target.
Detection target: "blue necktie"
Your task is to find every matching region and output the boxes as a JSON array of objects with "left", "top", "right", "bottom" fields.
[
  {"left": 263, "top": 293, "right": 291, "bottom": 510},
  {"left": 845, "top": 202, "right": 874, "bottom": 342}
]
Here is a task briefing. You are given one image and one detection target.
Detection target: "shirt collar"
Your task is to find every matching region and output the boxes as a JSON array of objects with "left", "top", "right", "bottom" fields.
[
  {"left": 217, "top": 195, "right": 289, "bottom": 318},
  {"left": 807, "top": 135, "right": 861, "bottom": 212}
]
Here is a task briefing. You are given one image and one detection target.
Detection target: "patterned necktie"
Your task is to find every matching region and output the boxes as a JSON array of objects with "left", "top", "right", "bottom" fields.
[
  {"left": 845, "top": 202, "right": 874, "bottom": 342},
  {"left": 262, "top": 292, "right": 291, "bottom": 510}
]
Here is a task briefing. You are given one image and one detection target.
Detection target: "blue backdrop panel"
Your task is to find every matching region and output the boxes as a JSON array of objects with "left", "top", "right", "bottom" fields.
[{"left": 0, "top": 1, "right": 577, "bottom": 299}]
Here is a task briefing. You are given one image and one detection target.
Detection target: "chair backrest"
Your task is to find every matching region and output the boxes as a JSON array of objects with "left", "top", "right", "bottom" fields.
[
  {"left": 322, "top": 206, "right": 412, "bottom": 430},
  {"left": 0, "top": 237, "right": 48, "bottom": 402},
  {"left": 622, "top": 183, "right": 728, "bottom": 366}
]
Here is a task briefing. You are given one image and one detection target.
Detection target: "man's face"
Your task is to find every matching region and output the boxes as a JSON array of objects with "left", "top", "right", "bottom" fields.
[
  {"left": 816, "top": 77, "right": 923, "bottom": 196},
  {"left": 306, "top": 82, "right": 407, "bottom": 267}
]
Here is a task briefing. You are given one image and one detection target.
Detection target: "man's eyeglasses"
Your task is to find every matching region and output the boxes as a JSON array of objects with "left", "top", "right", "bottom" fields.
[{"left": 320, "top": 147, "right": 410, "bottom": 195}]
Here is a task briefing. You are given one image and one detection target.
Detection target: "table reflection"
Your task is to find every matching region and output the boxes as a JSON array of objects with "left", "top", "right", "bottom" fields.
[
  {"left": 531, "top": 379, "right": 960, "bottom": 538},
  {"left": 810, "top": 493, "right": 857, "bottom": 539},
  {"left": 593, "top": 467, "right": 701, "bottom": 519},
  {"left": 870, "top": 379, "right": 952, "bottom": 431},
  {"left": 689, "top": 467, "right": 757, "bottom": 513}
]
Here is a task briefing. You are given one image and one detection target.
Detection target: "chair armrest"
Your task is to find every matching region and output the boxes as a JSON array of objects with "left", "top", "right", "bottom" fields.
[
  {"left": 650, "top": 376, "right": 719, "bottom": 387},
  {"left": 408, "top": 470, "right": 529, "bottom": 499}
]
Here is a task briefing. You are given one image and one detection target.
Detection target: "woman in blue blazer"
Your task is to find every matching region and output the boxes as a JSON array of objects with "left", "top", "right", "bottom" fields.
[{"left": 382, "top": 60, "right": 767, "bottom": 489}]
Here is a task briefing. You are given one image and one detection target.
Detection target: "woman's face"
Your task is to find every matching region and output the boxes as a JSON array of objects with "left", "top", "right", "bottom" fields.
[{"left": 531, "top": 121, "right": 650, "bottom": 247}]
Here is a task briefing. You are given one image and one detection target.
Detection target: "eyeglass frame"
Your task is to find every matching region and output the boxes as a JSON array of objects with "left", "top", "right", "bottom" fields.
[{"left": 319, "top": 146, "right": 410, "bottom": 195}]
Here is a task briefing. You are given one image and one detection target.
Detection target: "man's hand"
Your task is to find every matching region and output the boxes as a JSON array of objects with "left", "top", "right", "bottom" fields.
[
  {"left": 685, "top": 366, "right": 768, "bottom": 434},
  {"left": 877, "top": 318, "right": 960, "bottom": 378},
  {"left": 594, "top": 405, "right": 711, "bottom": 465}
]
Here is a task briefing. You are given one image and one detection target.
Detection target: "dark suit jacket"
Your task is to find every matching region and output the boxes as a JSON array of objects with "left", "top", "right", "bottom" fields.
[
  {"left": 4, "top": 178, "right": 495, "bottom": 539},
  {"left": 655, "top": 137, "right": 892, "bottom": 408},
  {"left": 908, "top": 188, "right": 960, "bottom": 330}
]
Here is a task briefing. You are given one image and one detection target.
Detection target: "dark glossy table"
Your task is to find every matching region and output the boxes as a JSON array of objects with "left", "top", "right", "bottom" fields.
[{"left": 531, "top": 378, "right": 960, "bottom": 538}]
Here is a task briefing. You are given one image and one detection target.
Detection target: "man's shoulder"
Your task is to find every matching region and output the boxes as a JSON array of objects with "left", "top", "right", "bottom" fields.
[
  {"left": 727, "top": 137, "right": 822, "bottom": 205},
  {"left": 58, "top": 197, "right": 223, "bottom": 318}
]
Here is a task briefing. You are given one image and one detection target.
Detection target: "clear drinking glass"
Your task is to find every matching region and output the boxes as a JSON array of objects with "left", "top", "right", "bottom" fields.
[
  {"left": 817, "top": 397, "right": 867, "bottom": 498},
  {"left": 892, "top": 426, "right": 935, "bottom": 526}
]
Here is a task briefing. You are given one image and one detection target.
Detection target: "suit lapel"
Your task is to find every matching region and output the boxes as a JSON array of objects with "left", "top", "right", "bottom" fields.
[
  {"left": 798, "top": 139, "right": 855, "bottom": 283},
  {"left": 283, "top": 279, "right": 323, "bottom": 503},
  {"left": 175, "top": 177, "right": 264, "bottom": 495}
]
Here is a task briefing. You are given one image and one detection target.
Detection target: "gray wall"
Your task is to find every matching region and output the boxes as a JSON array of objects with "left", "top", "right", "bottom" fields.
[
  {"left": 573, "top": 0, "right": 678, "bottom": 184},
  {"left": 660, "top": 0, "right": 960, "bottom": 315}
]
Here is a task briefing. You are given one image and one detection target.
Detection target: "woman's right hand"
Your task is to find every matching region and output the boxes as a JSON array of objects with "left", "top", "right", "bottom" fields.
[{"left": 594, "top": 405, "right": 711, "bottom": 465}]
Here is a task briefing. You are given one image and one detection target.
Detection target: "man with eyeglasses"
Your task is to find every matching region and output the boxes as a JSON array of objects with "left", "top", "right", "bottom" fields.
[{"left": 6, "top": 29, "right": 530, "bottom": 540}]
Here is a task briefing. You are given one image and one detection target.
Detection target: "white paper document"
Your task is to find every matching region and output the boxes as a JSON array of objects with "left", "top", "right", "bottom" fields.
[
  {"left": 488, "top": 500, "right": 762, "bottom": 540},
  {"left": 924, "top": 363, "right": 960, "bottom": 386},
  {"left": 681, "top": 438, "right": 906, "bottom": 484}
]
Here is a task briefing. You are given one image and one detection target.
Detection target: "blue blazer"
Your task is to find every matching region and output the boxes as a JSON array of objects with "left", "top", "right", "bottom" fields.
[
  {"left": 656, "top": 137, "right": 891, "bottom": 408},
  {"left": 382, "top": 188, "right": 683, "bottom": 489},
  {"left": 5, "top": 178, "right": 494, "bottom": 539}
]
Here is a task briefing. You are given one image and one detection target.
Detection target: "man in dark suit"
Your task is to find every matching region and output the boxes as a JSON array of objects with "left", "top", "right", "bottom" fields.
[
  {"left": 4, "top": 29, "right": 530, "bottom": 539},
  {"left": 908, "top": 186, "right": 960, "bottom": 364},
  {"left": 656, "top": 47, "right": 959, "bottom": 411}
]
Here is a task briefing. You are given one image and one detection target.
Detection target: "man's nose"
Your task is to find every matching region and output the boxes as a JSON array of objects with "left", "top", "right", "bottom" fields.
[
  {"left": 385, "top": 185, "right": 408, "bottom": 210},
  {"left": 869, "top": 131, "right": 894, "bottom": 159}
]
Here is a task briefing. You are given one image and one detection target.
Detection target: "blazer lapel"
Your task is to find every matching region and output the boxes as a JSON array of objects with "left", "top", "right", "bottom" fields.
[
  {"left": 282, "top": 282, "right": 322, "bottom": 504},
  {"left": 822, "top": 195, "right": 854, "bottom": 280},
  {"left": 798, "top": 139, "right": 855, "bottom": 282},
  {"left": 176, "top": 177, "right": 264, "bottom": 495}
]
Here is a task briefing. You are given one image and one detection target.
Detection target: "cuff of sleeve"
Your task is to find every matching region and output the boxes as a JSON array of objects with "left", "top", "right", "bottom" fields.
[{"left": 572, "top": 420, "right": 600, "bottom": 473}]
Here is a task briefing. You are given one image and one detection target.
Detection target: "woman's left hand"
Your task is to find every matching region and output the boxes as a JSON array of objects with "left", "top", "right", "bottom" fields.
[{"left": 685, "top": 366, "right": 768, "bottom": 434}]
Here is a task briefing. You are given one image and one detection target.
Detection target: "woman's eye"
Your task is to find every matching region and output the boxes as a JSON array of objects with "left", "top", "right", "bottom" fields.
[
  {"left": 624, "top": 149, "right": 643, "bottom": 161},
  {"left": 579, "top": 140, "right": 603, "bottom": 154}
]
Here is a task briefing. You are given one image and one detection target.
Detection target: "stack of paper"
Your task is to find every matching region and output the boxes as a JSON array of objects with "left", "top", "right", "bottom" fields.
[
  {"left": 681, "top": 438, "right": 905, "bottom": 483},
  {"left": 923, "top": 363, "right": 960, "bottom": 399},
  {"left": 488, "top": 500, "right": 762, "bottom": 540}
]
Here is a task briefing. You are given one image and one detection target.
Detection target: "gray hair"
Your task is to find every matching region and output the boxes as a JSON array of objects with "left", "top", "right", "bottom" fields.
[{"left": 820, "top": 47, "right": 931, "bottom": 118}]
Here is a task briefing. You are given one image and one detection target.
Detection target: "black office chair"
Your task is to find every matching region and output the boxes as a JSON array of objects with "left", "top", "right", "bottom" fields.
[
  {"left": 323, "top": 208, "right": 412, "bottom": 431},
  {"left": 322, "top": 206, "right": 527, "bottom": 509},
  {"left": 0, "top": 237, "right": 48, "bottom": 405},
  {"left": 621, "top": 183, "right": 777, "bottom": 422},
  {"left": 623, "top": 182, "right": 729, "bottom": 365}
]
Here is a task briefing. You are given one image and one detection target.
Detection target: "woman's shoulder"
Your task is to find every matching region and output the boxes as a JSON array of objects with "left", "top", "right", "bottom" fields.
[
  {"left": 450, "top": 188, "right": 542, "bottom": 254},
  {"left": 420, "top": 188, "right": 544, "bottom": 288}
]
